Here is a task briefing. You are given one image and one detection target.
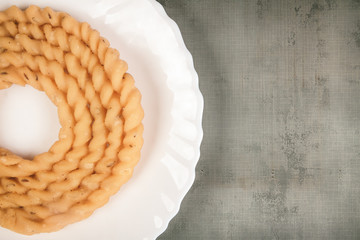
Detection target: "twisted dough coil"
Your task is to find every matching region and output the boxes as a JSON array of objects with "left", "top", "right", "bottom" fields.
[{"left": 0, "top": 5, "right": 144, "bottom": 235}]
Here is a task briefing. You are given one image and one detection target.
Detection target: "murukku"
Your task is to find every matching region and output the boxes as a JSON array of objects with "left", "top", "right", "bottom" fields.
[{"left": 0, "top": 5, "right": 144, "bottom": 235}]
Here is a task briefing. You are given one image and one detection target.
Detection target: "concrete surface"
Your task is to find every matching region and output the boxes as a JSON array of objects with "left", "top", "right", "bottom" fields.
[{"left": 156, "top": 0, "right": 360, "bottom": 239}]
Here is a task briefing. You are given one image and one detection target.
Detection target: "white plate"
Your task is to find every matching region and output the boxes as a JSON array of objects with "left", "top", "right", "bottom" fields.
[{"left": 0, "top": 0, "right": 203, "bottom": 239}]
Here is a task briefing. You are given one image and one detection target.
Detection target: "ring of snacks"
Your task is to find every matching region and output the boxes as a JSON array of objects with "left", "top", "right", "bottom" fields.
[{"left": 0, "top": 5, "right": 144, "bottom": 235}]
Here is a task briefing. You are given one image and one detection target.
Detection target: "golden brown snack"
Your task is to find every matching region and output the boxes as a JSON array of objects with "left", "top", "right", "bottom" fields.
[{"left": 0, "top": 5, "right": 144, "bottom": 235}]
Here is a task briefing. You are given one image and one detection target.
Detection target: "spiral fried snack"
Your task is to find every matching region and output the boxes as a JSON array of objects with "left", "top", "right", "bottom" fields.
[{"left": 0, "top": 5, "right": 144, "bottom": 235}]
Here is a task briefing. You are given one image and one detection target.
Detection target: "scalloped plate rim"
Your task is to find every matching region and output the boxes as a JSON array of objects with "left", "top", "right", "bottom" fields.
[{"left": 146, "top": 0, "right": 204, "bottom": 238}]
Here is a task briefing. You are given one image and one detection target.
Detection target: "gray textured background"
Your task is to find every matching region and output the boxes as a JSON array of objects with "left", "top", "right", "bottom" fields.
[{"left": 156, "top": 0, "right": 360, "bottom": 239}]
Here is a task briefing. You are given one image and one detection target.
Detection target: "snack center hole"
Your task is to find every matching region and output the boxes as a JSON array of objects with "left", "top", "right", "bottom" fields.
[{"left": 0, "top": 85, "right": 60, "bottom": 159}]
